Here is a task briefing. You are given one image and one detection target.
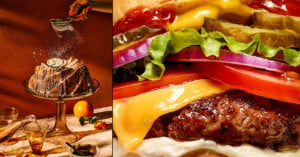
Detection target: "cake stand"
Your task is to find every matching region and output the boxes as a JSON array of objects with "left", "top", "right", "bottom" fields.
[{"left": 22, "top": 79, "right": 100, "bottom": 143}]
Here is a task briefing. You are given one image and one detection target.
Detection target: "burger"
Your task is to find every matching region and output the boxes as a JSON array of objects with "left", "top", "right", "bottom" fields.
[{"left": 112, "top": 0, "right": 300, "bottom": 156}]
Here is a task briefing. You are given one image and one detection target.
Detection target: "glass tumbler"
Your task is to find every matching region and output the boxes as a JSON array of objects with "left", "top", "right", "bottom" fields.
[
  {"left": 23, "top": 121, "right": 49, "bottom": 155},
  {"left": 0, "top": 107, "right": 18, "bottom": 127}
]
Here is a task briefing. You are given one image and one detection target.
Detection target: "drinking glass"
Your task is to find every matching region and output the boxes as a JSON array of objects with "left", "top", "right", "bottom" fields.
[
  {"left": 24, "top": 121, "right": 49, "bottom": 156},
  {"left": 0, "top": 107, "right": 18, "bottom": 127}
]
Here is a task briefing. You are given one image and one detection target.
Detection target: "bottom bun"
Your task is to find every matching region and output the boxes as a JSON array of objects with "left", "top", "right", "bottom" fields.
[{"left": 113, "top": 137, "right": 300, "bottom": 157}]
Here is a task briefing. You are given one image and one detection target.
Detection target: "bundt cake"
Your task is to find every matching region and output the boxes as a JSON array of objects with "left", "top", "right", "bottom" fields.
[{"left": 28, "top": 57, "right": 94, "bottom": 97}]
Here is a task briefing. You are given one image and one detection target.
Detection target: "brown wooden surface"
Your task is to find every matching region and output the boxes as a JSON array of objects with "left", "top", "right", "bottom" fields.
[
  {"left": 0, "top": 107, "right": 112, "bottom": 157},
  {"left": 0, "top": 0, "right": 112, "bottom": 118}
]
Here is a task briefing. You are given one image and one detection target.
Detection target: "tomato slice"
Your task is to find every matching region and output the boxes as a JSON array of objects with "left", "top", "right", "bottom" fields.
[
  {"left": 193, "top": 62, "right": 300, "bottom": 104},
  {"left": 113, "top": 65, "right": 204, "bottom": 99}
]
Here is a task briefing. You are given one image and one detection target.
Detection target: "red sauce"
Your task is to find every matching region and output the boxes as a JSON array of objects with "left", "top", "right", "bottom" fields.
[
  {"left": 248, "top": 0, "right": 300, "bottom": 17},
  {"left": 114, "top": 0, "right": 300, "bottom": 35},
  {"left": 113, "top": 6, "right": 176, "bottom": 35}
]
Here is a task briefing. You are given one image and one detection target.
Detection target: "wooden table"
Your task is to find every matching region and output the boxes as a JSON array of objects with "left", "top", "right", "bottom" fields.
[{"left": 0, "top": 106, "right": 112, "bottom": 157}]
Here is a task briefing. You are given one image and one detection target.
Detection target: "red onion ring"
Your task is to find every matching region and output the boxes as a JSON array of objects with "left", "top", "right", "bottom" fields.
[
  {"left": 113, "top": 37, "right": 153, "bottom": 68},
  {"left": 113, "top": 37, "right": 291, "bottom": 73},
  {"left": 168, "top": 47, "right": 291, "bottom": 73}
]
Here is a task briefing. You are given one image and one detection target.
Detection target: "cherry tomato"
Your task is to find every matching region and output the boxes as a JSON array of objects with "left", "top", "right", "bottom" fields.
[
  {"left": 93, "top": 121, "right": 108, "bottom": 130},
  {"left": 113, "top": 65, "right": 205, "bottom": 99},
  {"left": 248, "top": 0, "right": 300, "bottom": 17},
  {"left": 193, "top": 62, "right": 300, "bottom": 104}
]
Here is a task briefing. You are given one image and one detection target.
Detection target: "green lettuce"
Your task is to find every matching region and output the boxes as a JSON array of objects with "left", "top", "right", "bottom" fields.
[{"left": 136, "top": 28, "right": 300, "bottom": 81}]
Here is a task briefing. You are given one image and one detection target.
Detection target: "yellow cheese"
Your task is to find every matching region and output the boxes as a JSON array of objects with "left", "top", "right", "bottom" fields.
[
  {"left": 113, "top": 79, "right": 231, "bottom": 152},
  {"left": 168, "top": 5, "right": 219, "bottom": 31},
  {"left": 167, "top": 0, "right": 253, "bottom": 30}
]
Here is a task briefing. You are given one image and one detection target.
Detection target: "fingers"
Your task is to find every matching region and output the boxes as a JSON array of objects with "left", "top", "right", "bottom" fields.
[
  {"left": 69, "top": 2, "right": 79, "bottom": 17},
  {"left": 72, "top": 7, "right": 91, "bottom": 21},
  {"left": 68, "top": 2, "right": 91, "bottom": 21}
]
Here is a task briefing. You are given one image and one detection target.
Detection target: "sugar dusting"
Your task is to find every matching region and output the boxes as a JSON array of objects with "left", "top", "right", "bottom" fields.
[
  {"left": 49, "top": 25, "right": 84, "bottom": 57},
  {"left": 32, "top": 22, "right": 84, "bottom": 62}
]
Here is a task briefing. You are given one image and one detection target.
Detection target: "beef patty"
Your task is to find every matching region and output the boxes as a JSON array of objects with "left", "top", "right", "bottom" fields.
[{"left": 146, "top": 90, "right": 300, "bottom": 150}]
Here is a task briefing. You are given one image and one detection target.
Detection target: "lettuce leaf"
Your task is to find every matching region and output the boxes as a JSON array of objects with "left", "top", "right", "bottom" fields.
[{"left": 136, "top": 28, "right": 300, "bottom": 81}]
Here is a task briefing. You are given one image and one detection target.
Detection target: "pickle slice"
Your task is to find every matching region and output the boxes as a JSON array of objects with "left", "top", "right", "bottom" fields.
[
  {"left": 204, "top": 18, "right": 300, "bottom": 48},
  {"left": 113, "top": 25, "right": 162, "bottom": 49},
  {"left": 253, "top": 11, "right": 300, "bottom": 34}
]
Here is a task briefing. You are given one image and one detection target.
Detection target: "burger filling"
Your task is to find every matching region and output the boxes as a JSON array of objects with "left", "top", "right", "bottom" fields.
[{"left": 147, "top": 90, "right": 300, "bottom": 151}]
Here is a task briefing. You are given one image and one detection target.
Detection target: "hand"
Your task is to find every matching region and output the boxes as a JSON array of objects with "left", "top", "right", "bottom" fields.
[{"left": 68, "top": 0, "right": 92, "bottom": 21}]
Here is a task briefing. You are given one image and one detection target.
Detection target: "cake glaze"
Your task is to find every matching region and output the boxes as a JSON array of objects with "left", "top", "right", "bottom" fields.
[{"left": 28, "top": 57, "right": 94, "bottom": 97}]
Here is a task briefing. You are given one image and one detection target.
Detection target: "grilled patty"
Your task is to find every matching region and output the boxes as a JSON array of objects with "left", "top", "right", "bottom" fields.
[{"left": 146, "top": 90, "right": 300, "bottom": 150}]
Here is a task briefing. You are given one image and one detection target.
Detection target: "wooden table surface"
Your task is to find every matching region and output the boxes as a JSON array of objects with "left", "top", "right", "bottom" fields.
[{"left": 0, "top": 106, "right": 112, "bottom": 157}]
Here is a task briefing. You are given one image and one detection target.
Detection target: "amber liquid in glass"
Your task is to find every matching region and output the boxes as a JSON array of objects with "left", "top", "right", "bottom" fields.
[
  {"left": 24, "top": 121, "right": 48, "bottom": 155},
  {"left": 26, "top": 131, "right": 47, "bottom": 154}
]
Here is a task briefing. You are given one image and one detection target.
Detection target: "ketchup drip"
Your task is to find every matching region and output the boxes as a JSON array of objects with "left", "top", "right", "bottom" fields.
[
  {"left": 248, "top": 0, "right": 300, "bottom": 17},
  {"left": 114, "top": 0, "right": 300, "bottom": 35},
  {"left": 113, "top": 6, "right": 176, "bottom": 35}
]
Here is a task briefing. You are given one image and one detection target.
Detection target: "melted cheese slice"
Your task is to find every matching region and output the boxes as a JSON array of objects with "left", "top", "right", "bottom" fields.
[
  {"left": 113, "top": 79, "right": 231, "bottom": 152},
  {"left": 167, "top": 0, "right": 253, "bottom": 30}
]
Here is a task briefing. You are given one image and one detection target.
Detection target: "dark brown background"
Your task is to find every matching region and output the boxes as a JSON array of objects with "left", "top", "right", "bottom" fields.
[{"left": 0, "top": 0, "right": 112, "bottom": 118}]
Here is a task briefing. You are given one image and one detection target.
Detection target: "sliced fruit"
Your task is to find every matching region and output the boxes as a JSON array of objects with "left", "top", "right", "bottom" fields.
[
  {"left": 113, "top": 65, "right": 204, "bottom": 99},
  {"left": 193, "top": 62, "right": 300, "bottom": 104}
]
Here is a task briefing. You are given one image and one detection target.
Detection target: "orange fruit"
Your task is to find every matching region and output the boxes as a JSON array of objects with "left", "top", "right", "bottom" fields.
[{"left": 73, "top": 100, "right": 94, "bottom": 118}]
